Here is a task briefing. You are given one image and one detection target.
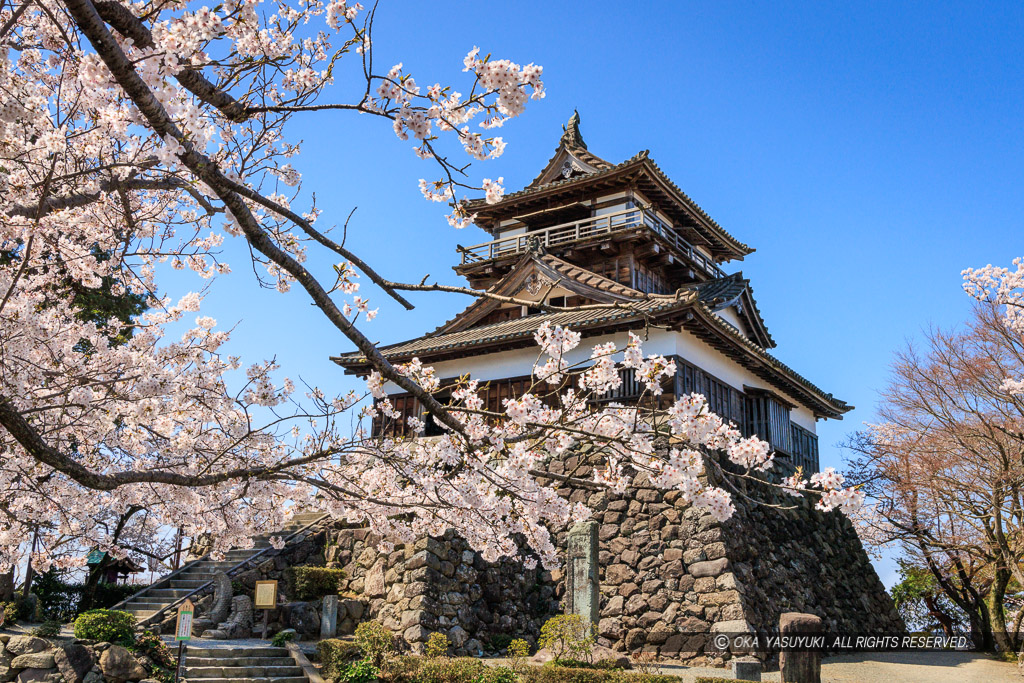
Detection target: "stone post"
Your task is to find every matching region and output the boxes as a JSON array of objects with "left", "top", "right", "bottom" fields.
[
  {"left": 566, "top": 521, "right": 599, "bottom": 630},
  {"left": 731, "top": 656, "right": 762, "bottom": 681},
  {"left": 779, "top": 612, "right": 823, "bottom": 683},
  {"left": 320, "top": 594, "right": 339, "bottom": 639}
]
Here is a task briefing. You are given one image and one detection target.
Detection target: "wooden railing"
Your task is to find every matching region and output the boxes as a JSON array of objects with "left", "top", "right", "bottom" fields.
[{"left": 457, "top": 207, "right": 725, "bottom": 279}]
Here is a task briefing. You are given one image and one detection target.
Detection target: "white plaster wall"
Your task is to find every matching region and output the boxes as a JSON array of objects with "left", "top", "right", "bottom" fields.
[
  {"left": 383, "top": 326, "right": 821, "bottom": 433},
  {"left": 715, "top": 307, "right": 749, "bottom": 338}
]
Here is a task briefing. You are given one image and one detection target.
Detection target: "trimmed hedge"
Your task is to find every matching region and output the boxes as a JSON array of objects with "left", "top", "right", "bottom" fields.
[
  {"left": 288, "top": 566, "right": 346, "bottom": 600},
  {"left": 375, "top": 658, "right": 678, "bottom": 683},
  {"left": 520, "top": 666, "right": 679, "bottom": 683},
  {"left": 73, "top": 609, "right": 136, "bottom": 646},
  {"left": 693, "top": 679, "right": 736, "bottom": 683}
]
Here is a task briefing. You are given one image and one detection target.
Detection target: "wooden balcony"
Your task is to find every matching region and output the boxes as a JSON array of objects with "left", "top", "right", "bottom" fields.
[{"left": 457, "top": 207, "right": 726, "bottom": 279}]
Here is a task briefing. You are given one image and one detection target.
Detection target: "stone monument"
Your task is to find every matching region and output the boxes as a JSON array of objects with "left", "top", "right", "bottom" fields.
[{"left": 566, "top": 521, "right": 599, "bottom": 628}]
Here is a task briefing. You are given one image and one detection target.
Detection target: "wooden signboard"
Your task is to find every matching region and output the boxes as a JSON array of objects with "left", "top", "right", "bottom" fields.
[
  {"left": 174, "top": 599, "right": 194, "bottom": 641},
  {"left": 254, "top": 580, "right": 278, "bottom": 609}
]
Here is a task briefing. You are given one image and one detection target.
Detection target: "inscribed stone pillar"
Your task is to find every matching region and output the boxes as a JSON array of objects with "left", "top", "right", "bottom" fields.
[
  {"left": 779, "top": 612, "right": 823, "bottom": 683},
  {"left": 320, "top": 594, "right": 339, "bottom": 639},
  {"left": 566, "top": 521, "right": 599, "bottom": 629}
]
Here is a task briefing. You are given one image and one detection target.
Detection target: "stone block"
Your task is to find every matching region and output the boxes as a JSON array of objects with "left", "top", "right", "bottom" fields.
[
  {"left": 53, "top": 651, "right": 93, "bottom": 683},
  {"left": 406, "top": 550, "right": 441, "bottom": 572},
  {"left": 602, "top": 595, "right": 624, "bottom": 617},
  {"left": 15, "top": 669, "right": 54, "bottom": 683},
  {"left": 688, "top": 558, "right": 728, "bottom": 578},
  {"left": 732, "top": 656, "right": 762, "bottom": 682},
  {"left": 4, "top": 639, "right": 48, "bottom": 657},
  {"left": 663, "top": 548, "right": 683, "bottom": 562},
  {"left": 99, "top": 645, "right": 146, "bottom": 683},
  {"left": 691, "top": 569, "right": 717, "bottom": 590},
  {"left": 10, "top": 654, "right": 54, "bottom": 670},
  {"left": 604, "top": 564, "right": 632, "bottom": 585},
  {"left": 658, "top": 560, "right": 684, "bottom": 578},
  {"left": 364, "top": 560, "right": 386, "bottom": 597},
  {"left": 618, "top": 582, "right": 640, "bottom": 597}
]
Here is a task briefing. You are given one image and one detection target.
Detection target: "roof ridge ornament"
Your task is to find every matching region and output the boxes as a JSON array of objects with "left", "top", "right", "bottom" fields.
[{"left": 560, "top": 110, "right": 587, "bottom": 150}]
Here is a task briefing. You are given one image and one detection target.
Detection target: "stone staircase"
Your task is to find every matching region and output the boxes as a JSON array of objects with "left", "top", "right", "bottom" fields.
[
  {"left": 117, "top": 512, "right": 326, "bottom": 624},
  {"left": 182, "top": 645, "right": 307, "bottom": 683}
]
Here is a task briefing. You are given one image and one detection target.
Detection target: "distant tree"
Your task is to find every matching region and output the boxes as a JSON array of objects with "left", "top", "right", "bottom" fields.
[
  {"left": 846, "top": 304, "right": 1024, "bottom": 651},
  {"left": 890, "top": 560, "right": 964, "bottom": 636}
]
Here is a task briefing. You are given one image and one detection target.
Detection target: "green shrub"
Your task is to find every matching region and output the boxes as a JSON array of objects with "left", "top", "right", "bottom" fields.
[
  {"left": 520, "top": 666, "right": 679, "bottom": 683},
  {"left": 288, "top": 566, "right": 346, "bottom": 601},
  {"left": 319, "top": 639, "right": 365, "bottom": 681},
  {"left": 355, "top": 621, "right": 395, "bottom": 668},
  {"left": 272, "top": 630, "right": 296, "bottom": 647},
  {"left": 73, "top": 609, "right": 136, "bottom": 645},
  {"left": 538, "top": 615, "right": 594, "bottom": 664},
  {"left": 1, "top": 601, "right": 18, "bottom": 626},
  {"left": 545, "top": 659, "right": 621, "bottom": 671},
  {"left": 132, "top": 630, "right": 174, "bottom": 669},
  {"left": 425, "top": 632, "right": 450, "bottom": 658},
  {"left": 32, "top": 569, "right": 143, "bottom": 622},
  {"left": 335, "top": 658, "right": 379, "bottom": 683},
  {"left": 693, "top": 679, "right": 736, "bottom": 683},
  {"left": 399, "top": 656, "right": 487, "bottom": 683},
  {"left": 32, "top": 620, "right": 62, "bottom": 637},
  {"left": 478, "top": 667, "right": 517, "bottom": 683},
  {"left": 508, "top": 639, "right": 530, "bottom": 672}
]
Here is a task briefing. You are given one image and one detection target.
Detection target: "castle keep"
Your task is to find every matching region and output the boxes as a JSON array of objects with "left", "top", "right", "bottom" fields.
[
  {"left": 328, "top": 115, "right": 903, "bottom": 661},
  {"left": 335, "top": 112, "right": 847, "bottom": 476}
]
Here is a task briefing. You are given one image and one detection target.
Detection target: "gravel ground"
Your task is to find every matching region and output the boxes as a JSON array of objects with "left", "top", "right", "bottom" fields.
[{"left": 654, "top": 651, "right": 1020, "bottom": 682}]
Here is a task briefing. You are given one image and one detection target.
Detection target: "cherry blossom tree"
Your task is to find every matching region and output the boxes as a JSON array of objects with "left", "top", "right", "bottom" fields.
[
  {"left": 0, "top": 0, "right": 862, "bottom": 577},
  {"left": 845, "top": 305, "right": 1024, "bottom": 651}
]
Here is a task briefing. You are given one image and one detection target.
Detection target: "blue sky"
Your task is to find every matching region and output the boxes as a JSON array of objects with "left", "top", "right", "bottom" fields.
[{"left": 174, "top": 1, "right": 1024, "bottom": 586}]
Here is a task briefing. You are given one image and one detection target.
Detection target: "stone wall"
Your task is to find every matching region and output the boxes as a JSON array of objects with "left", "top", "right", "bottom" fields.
[
  {"left": 326, "top": 528, "right": 558, "bottom": 655},
  {"left": 542, "top": 451, "right": 904, "bottom": 665},
  {"left": 165, "top": 448, "right": 902, "bottom": 664}
]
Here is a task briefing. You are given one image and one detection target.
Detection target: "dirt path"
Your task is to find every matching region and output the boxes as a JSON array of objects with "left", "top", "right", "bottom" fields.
[{"left": 657, "top": 651, "right": 1020, "bottom": 682}]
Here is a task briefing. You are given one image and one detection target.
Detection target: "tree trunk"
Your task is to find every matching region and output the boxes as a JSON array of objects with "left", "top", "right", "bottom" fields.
[
  {"left": 0, "top": 570, "right": 13, "bottom": 602},
  {"left": 989, "top": 567, "right": 1015, "bottom": 653}
]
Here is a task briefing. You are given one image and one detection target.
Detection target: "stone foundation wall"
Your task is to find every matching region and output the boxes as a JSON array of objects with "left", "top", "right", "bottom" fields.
[
  {"left": 326, "top": 528, "right": 558, "bottom": 654},
  {"left": 168, "top": 450, "right": 901, "bottom": 664},
  {"left": 539, "top": 453, "right": 904, "bottom": 665}
]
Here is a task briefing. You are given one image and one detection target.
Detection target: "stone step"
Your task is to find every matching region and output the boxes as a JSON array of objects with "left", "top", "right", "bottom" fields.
[
  {"left": 187, "top": 657, "right": 296, "bottom": 667},
  {"left": 125, "top": 597, "right": 172, "bottom": 605},
  {"left": 122, "top": 608, "right": 159, "bottom": 618},
  {"left": 182, "top": 677, "right": 306, "bottom": 683},
  {"left": 180, "top": 569, "right": 220, "bottom": 577},
  {"left": 184, "top": 666, "right": 303, "bottom": 678},
  {"left": 185, "top": 648, "right": 290, "bottom": 658},
  {"left": 170, "top": 579, "right": 211, "bottom": 589},
  {"left": 148, "top": 588, "right": 194, "bottom": 598},
  {"left": 188, "top": 560, "right": 241, "bottom": 569}
]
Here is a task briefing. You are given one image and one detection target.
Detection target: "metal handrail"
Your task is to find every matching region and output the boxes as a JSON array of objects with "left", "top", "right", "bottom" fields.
[
  {"left": 122, "top": 514, "right": 330, "bottom": 627},
  {"left": 458, "top": 207, "right": 725, "bottom": 279}
]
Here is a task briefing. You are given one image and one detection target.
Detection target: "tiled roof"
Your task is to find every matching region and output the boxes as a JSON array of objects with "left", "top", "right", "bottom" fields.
[
  {"left": 690, "top": 273, "right": 748, "bottom": 305},
  {"left": 332, "top": 296, "right": 691, "bottom": 365},
  {"left": 331, "top": 277, "right": 849, "bottom": 417},
  {"left": 537, "top": 252, "right": 642, "bottom": 299},
  {"left": 466, "top": 153, "right": 751, "bottom": 258},
  {"left": 430, "top": 251, "right": 642, "bottom": 336},
  {"left": 687, "top": 302, "right": 850, "bottom": 415},
  {"left": 690, "top": 273, "right": 776, "bottom": 348}
]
